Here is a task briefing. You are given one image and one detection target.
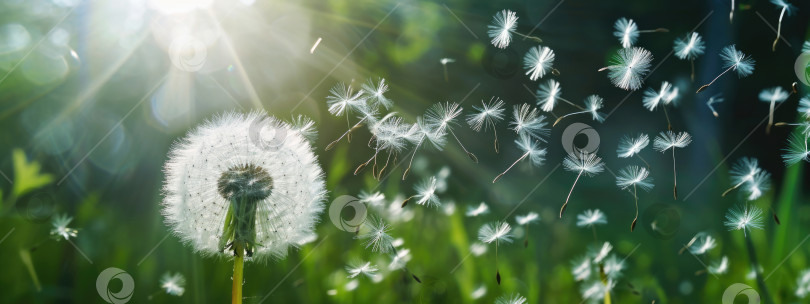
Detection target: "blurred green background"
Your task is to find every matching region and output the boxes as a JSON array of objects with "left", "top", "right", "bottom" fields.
[{"left": 0, "top": 0, "right": 809, "bottom": 303}]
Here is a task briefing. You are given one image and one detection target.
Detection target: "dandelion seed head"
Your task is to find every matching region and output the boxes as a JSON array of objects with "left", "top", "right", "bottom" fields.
[
  {"left": 606, "top": 47, "right": 653, "bottom": 91},
  {"left": 613, "top": 18, "right": 639, "bottom": 48},
  {"left": 720, "top": 45, "right": 755, "bottom": 78},
  {"left": 516, "top": 212, "right": 540, "bottom": 225},
  {"left": 653, "top": 131, "right": 692, "bottom": 151},
  {"left": 577, "top": 209, "right": 607, "bottom": 227},
  {"left": 617, "top": 133, "right": 649, "bottom": 158},
  {"left": 478, "top": 222, "right": 513, "bottom": 244},
  {"left": 465, "top": 202, "right": 489, "bottom": 217},
  {"left": 467, "top": 98, "right": 505, "bottom": 132},
  {"left": 536, "top": 79, "right": 562, "bottom": 112},
  {"left": 488, "top": 10, "right": 518, "bottom": 49},
  {"left": 160, "top": 272, "right": 186, "bottom": 296},
  {"left": 524, "top": 45, "right": 555, "bottom": 81},
  {"left": 50, "top": 214, "right": 78, "bottom": 241},
  {"left": 723, "top": 204, "right": 765, "bottom": 236},
  {"left": 289, "top": 115, "right": 317, "bottom": 143},
  {"left": 563, "top": 151, "right": 605, "bottom": 175},
  {"left": 616, "top": 165, "right": 654, "bottom": 192},
  {"left": 673, "top": 32, "right": 705, "bottom": 60},
  {"left": 361, "top": 78, "right": 392, "bottom": 110},
  {"left": 162, "top": 111, "right": 326, "bottom": 260}
]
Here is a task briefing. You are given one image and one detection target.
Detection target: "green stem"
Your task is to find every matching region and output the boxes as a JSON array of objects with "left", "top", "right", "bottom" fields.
[
  {"left": 233, "top": 243, "right": 244, "bottom": 304},
  {"left": 744, "top": 236, "right": 774, "bottom": 304}
]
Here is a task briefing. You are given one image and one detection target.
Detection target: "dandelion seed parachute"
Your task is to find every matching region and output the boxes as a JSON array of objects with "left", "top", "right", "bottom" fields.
[
  {"left": 613, "top": 18, "right": 639, "bottom": 48},
  {"left": 724, "top": 204, "right": 765, "bottom": 237},
  {"left": 708, "top": 256, "right": 729, "bottom": 275},
  {"left": 599, "top": 47, "right": 653, "bottom": 91},
  {"left": 553, "top": 95, "right": 606, "bottom": 126},
  {"left": 160, "top": 272, "right": 186, "bottom": 296},
  {"left": 356, "top": 216, "right": 394, "bottom": 253},
  {"left": 326, "top": 82, "right": 366, "bottom": 117},
  {"left": 467, "top": 97, "right": 506, "bottom": 152},
  {"left": 616, "top": 165, "right": 653, "bottom": 231},
  {"left": 488, "top": 10, "right": 518, "bottom": 49},
  {"left": 510, "top": 103, "right": 550, "bottom": 140},
  {"left": 770, "top": 0, "right": 796, "bottom": 51},
  {"left": 616, "top": 133, "right": 649, "bottom": 159},
  {"left": 798, "top": 95, "right": 810, "bottom": 119},
  {"left": 782, "top": 132, "right": 810, "bottom": 165},
  {"left": 466, "top": 202, "right": 490, "bottom": 217},
  {"left": 50, "top": 214, "right": 78, "bottom": 240},
  {"left": 654, "top": 130, "right": 692, "bottom": 199},
  {"left": 576, "top": 209, "right": 607, "bottom": 227},
  {"left": 495, "top": 293, "right": 527, "bottom": 304},
  {"left": 346, "top": 261, "right": 379, "bottom": 279},
  {"left": 492, "top": 133, "right": 547, "bottom": 183},
  {"left": 162, "top": 111, "right": 327, "bottom": 260},
  {"left": 673, "top": 32, "right": 705, "bottom": 80},
  {"left": 523, "top": 45, "right": 555, "bottom": 81},
  {"left": 697, "top": 45, "right": 755, "bottom": 93},
  {"left": 706, "top": 94, "right": 724, "bottom": 117},
  {"left": 759, "top": 86, "right": 790, "bottom": 134},
  {"left": 560, "top": 152, "right": 604, "bottom": 218},
  {"left": 361, "top": 78, "right": 392, "bottom": 110}
]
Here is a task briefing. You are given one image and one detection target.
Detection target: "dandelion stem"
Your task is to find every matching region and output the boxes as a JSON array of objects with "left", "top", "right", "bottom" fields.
[
  {"left": 403, "top": 136, "right": 425, "bottom": 180},
  {"left": 493, "top": 150, "right": 530, "bottom": 183},
  {"left": 672, "top": 149, "right": 678, "bottom": 199},
  {"left": 553, "top": 110, "right": 589, "bottom": 127},
  {"left": 744, "top": 235, "right": 775, "bottom": 304},
  {"left": 558, "top": 97, "right": 587, "bottom": 111},
  {"left": 449, "top": 129, "right": 478, "bottom": 163},
  {"left": 560, "top": 170, "right": 583, "bottom": 218},
  {"left": 662, "top": 106, "right": 672, "bottom": 130},
  {"left": 772, "top": 7, "right": 786, "bottom": 52},
  {"left": 721, "top": 180, "right": 746, "bottom": 197},
  {"left": 690, "top": 59, "right": 695, "bottom": 82},
  {"left": 636, "top": 154, "right": 651, "bottom": 169},
  {"left": 515, "top": 31, "right": 542, "bottom": 43},
  {"left": 638, "top": 28, "right": 669, "bottom": 33},
  {"left": 495, "top": 239, "right": 501, "bottom": 285},
  {"left": 327, "top": 118, "right": 366, "bottom": 151},
  {"left": 232, "top": 243, "right": 244, "bottom": 304},
  {"left": 697, "top": 64, "right": 735, "bottom": 93},
  {"left": 631, "top": 184, "right": 638, "bottom": 232},
  {"left": 730, "top": 0, "right": 735, "bottom": 23},
  {"left": 767, "top": 100, "right": 776, "bottom": 134},
  {"left": 493, "top": 128, "right": 500, "bottom": 154}
]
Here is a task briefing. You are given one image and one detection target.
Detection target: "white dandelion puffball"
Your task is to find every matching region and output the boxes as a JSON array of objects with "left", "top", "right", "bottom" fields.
[{"left": 162, "top": 111, "right": 327, "bottom": 260}]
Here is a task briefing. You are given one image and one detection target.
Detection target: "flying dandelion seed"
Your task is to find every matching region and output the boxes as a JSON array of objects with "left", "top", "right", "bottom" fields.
[
  {"left": 602, "top": 255, "right": 625, "bottom": 280},
  {"left": 510, "top": 103, "right": 550, "bottom": 140},
  {"left": 577, "top": 209, "right": 607, "bottom": 228},
  {"left": 613, "top": 18, "right": 668, "bottom": 48},
  {"left": 673, "top": 32, "right": 706, "bottom": 80},
  {"left": 782, "top": 132, "right": 810, "bottom": 165},
  {"left": 467, "top": 97, "right": 506, "bottom": 153},
  {"left": 471, "top": 285, "right": 487, "bottom": 299},
  {"left": 553, "top": 95, "right": 606, "bottom": 126},
  {"left": 466, "top": 202, "right": 490, "bottom": 217},
  {"left": 617, "top": 133, "right": 650, "bottom": 168},
  {"left": 50, "top": 214, "right": 78, "bottom": 241},
  {"left": 599, "top": 47, "right": 653, "bottom": 91},
  {"left": 580, "top": 279, "right": 615, "bottom": 303},
  {"left": 326, "top": 82, "right": 367, "bottom": 118},
  {"left": 697, "top": 45, "right": 755, "bottom": 93},
  {"left": 361, "top": 78, "right": 392, "bottom": 110},
  {"left": 798, "top": 95, "right": 810, "bottom": 120},
  {"left": 160, "top": 272, "right": 186, "bottom": 297},
  {"left": 402, "top": 176, "right": 440, "bottom": 208},
  {"left": 560, "top": 151, "right": 605, "bottom": 218},
  {"left": 495, "top": 293, "right": 527, "bottom": 304},
  {"left": 745, "top": 171, "right": 771, "bottom": 202},
  {"left": 417, "top": 102, "right": 477, "bottom": 175},
  {"left": 683, "top": 232, "right": 717, "bottom": 255},
  {"left": 590, "top": 242, "right": 612, "bottom": 263},
  {"left": 356, "top": 115, "right": 412, "bottom": 178},
  {"left": 770, "top": 0, "right": 796, "bottom": 51},
  {"left": 643, "top": 81, "right": 679, "bottom": 130},
  {"left": 653, "top": 131, "right": 692, "bottom": 199},
  {"left": 516, "top": 211, "right": 539, "bottom": 247},
  {"left": 493, "top": 133, "right": 547, "bottom": 183},
  {"left": 487, "top": 10, "right": 541, "bottom": 49},
  {"left": 161, "top": 111, "right": 326, "bottom": 304},
  {"left": 440, "top": 58, "right": 455, "bottom": 82},
  {"left": 402, "top": 116, "right": 447, "bottom": 180},
  {"left": 708, "top": 256, "right": 729, "bottom": 275},
  {"left": 724, "top": 204, "right": 764, "bottom": 237},
  {"left": 616, "top": 165, "right": 653, "bottom": 231},
  {"left": 759, "top": 86, "right": 790, "bottom": 134},
  {"left": 346, "top": 261, "right": 379, "bottom": 279},
  {"left": 358, "top": 190, "right": 386, "bottom": 207},
  {"left": 722, "top": 157, "right": 765, "bottom": 199},
  {"left": 479, "top": 222, "right": 512, "bottom": 285},
  {"left": 523, "top": 45, "right": 556, "bottom": 81},
  {"left": 327, "top": 104, "right": 378, "bottom": 151},
  {"left": 706, "top": 94, "right": 724, "bottom": 117},
  {"left": 571, "top": 256, "right": 592, "bottom": 281},
  {"left": 356, "top": 216, "right": 394, "bottom": 253}
]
